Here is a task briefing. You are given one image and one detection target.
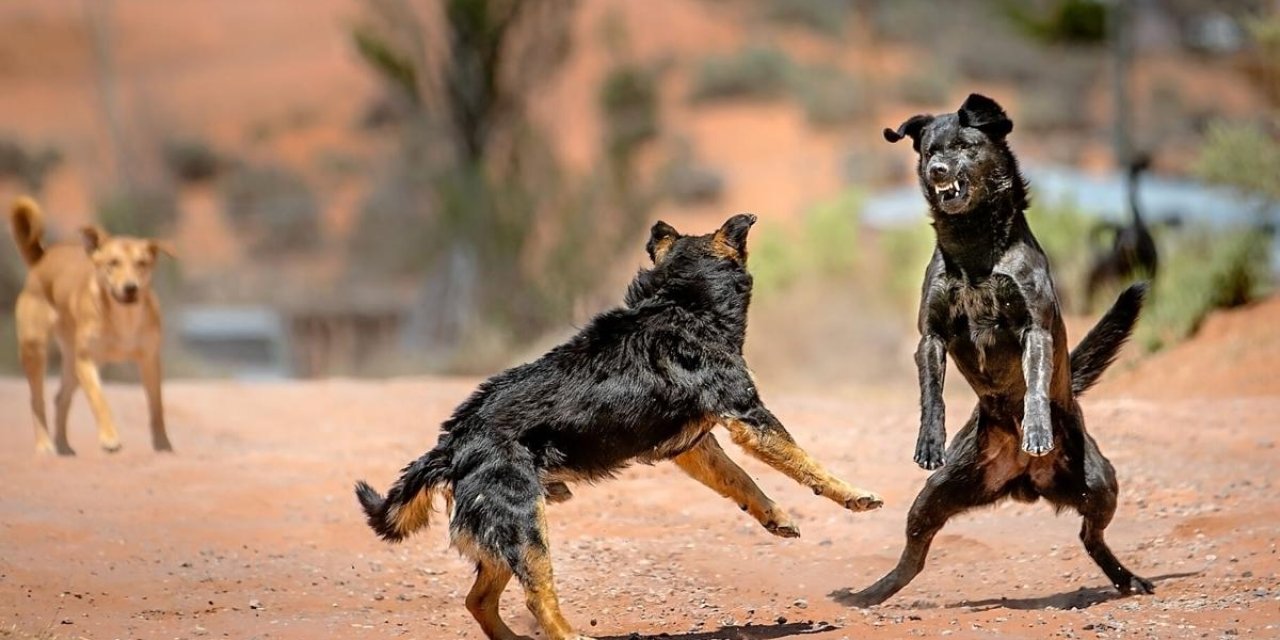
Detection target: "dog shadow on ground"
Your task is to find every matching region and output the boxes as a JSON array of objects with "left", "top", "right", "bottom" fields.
[
  {"left": 949, "top": 572, "right": 1200, "bottom": 611},
  {"left": 599, "top": 620, "right": 837, "bottom": 640}
]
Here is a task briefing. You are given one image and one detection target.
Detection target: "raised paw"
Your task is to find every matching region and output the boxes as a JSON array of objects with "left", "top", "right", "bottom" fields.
[
  {"left": 913, "top": 432, "right": 946, "bottom": 470},
  {"left": 764, "top": 519, "right": 801, "bottom": 538},
  {"left": 1118, "top": 574, "right": 1155, "bottom": 595},
  {"left": 843, "top": 490, "right": 884, "bottom": 512},
  {"left": 1020, "top": 428, "right": 1054, "bottom": 457}
]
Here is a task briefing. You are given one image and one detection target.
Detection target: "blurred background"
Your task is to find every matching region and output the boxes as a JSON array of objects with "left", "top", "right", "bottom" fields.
[{"left": 0, "top": 0, "right": 1275, "bottom": 387}]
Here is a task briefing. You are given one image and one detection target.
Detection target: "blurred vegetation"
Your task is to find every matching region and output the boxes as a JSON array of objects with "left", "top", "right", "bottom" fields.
[
  {"left": 750, "top": 190, "right": 862, "bottom": 297},
  {"left": 761, "top": 0, "right": 853, "bottom": 37},
  {"left": 689, "top": 46, "right": 793, "bottom": 102},
  {"left": 690, "top": 46, "right": 870, "bottom": 127},
  {"left": 1001, "top": 0, "right": 1108, "bottom": 44},
  {"left": 95, "top": 186, "right": 180, "bottom": 237},
  {"left": 221, "top": 164, "right": 322, "bottom": 256},
  {"left": 1243, "top": 13, "right": 1280, "bottom": 105},
  {"left": 896, "top": 65, "right": 954, "bottom": 106},
  {"left": 0, "top": 135, "right": 63, "bottom": 193},
  {"left": 1193, "top": 118, "right": 1280, "bottom": 202},
  {"left": 163, "top": 137, "right": 226, "bottom": 184},
  {"left": 1136, "top": 230, "right": 1271, "bottom": 352}
]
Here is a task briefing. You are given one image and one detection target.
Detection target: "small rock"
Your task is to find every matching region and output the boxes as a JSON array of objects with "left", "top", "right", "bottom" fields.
[{"left": 248, "top": 599, "right": 263, "bottom": 610}]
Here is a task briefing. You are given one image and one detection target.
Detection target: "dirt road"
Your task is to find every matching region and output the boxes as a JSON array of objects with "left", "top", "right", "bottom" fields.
[{"left": 2, "top": 302, "right": 1279, "bottom": 640}]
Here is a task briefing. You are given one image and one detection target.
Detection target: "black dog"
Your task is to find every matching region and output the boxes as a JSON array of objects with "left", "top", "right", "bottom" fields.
[
  {"left": 356, "top": 214, "right": 883, "bottom": 640},
  {"left": 1084, "top": 153, "right": 1159, "bottom": 310},
  {"left": 836, "top": 94, "right": 1152, "bottom": 607}
]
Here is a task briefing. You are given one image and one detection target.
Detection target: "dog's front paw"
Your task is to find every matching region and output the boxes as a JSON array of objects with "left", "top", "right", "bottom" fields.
[
  {"left": 764, "top": 519, "right": 801, "bottom": 538},
  {"left": 1020, "top": 420, "right": 1054, "bottom": 456},
  {"left": 842, "top": 489, "right": 884, "bottom": 512},
  {"left": 913, "top": 431, "right": 946, "bottom": 470},
  {"left": 100, "top": 436, "right": 122, "bottom": 453}
]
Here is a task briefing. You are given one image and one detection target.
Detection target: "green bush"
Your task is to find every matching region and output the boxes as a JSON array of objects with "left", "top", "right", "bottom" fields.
[
  {"left": 897, "top": 66, "right": 953, "bottom": 106},
  {"left": 96, "top": 186, "right": 180, "bottom": 237},
  {"left": 792, "top": 64, "right": 870, "bottom": 127},
  {"left": 221, "top": 164, "right": 321, "bottom": 256},
  {"left": 0, "top": 136, "right": 62, "bottom": 192},
  {"left": 761, "top": 0, "right": 852, "bottom": 37},
  {"left": 600, "top": 63, "right": 659, "bottom": 163},
  {"left": 1193, "top": 119, "right": 1280, "bottom": 201},
  {"left": 1136, "top": 229, "right": 1271, "bottom": 352},
  {"left": 690, "top": 46, "right": 792, "bottom": 102},
  {"left": 749, "top": 189, "right": 862, "bottom": 297}
]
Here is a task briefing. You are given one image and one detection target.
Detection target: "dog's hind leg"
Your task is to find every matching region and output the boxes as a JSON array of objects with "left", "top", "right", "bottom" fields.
[
  {"left": 835, "top": 422, "right": 992, "bottom": 607},
  {"left": 512, "top": 500, "right": 594, "bottom": 640},
  {"left": 724, "top": 414, "right": 882, "bottom": 512},
  {"left": 1071, "top": 435, "right": 1154, "bottom": 596},
  {"left": 465, "top": 559, "right": 526, "bottom": 640},
  {"left": 16, "top": 293, "right": 55, "bottom": 455},
  {"left": 673, "top": 433, "right": 799, "bottom": 538},
  {"left": 451, "top": 456, "right": 591, "bottom": 640},
  {"left": 52, "top": 335, "right": 79, "bottom": 455}
]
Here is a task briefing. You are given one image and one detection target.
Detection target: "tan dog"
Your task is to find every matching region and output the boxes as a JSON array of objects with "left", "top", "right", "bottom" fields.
[{"left": 9, "top": 196, "right": 174, "bottom": 455}]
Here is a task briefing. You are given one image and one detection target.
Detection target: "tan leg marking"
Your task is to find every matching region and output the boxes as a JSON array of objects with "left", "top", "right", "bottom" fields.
[
  {"left": 673, "top": 433, "right": 799, "bottom": 537},
  {"left": 724, "top": 418, "right": 882, "bottom": 512},
  {"left": 466, "top": 560, "right": 527, "bottom": 640},
  {"left": 519, "top": 501, "right": 594, "bottom": 640}
]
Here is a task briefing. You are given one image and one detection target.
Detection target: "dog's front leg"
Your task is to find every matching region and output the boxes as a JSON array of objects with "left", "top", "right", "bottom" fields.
[
  {"left": 673, "top": 433, "right": 799, "bottom": 538},
  {"left": 914, "top": 333, "right": 947, "bottom": 470},
  {"left": 725, "top": 408, "right": 882, "bottom": 512},
  {"left": 1020, "top": 325, "right": 1054, "bottom": 456},
  {"left": 74, "top": 354, "right": 122, "bottom": 453}
]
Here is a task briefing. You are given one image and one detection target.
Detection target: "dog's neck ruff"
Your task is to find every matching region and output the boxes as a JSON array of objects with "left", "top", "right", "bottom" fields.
[{"left": 931, "top": 200, "right": 1023, "bottom": 282}]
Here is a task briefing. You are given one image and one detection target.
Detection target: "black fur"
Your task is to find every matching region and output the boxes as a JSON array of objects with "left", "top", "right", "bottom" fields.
[
  {"left": 839, "top": 94, "right": 1153, "bottom": 607},
  {"left": 357, "top": 213, "right": 876, "bottom": 639}
]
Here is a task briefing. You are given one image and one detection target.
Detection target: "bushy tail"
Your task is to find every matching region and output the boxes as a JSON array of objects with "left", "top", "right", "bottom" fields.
[
  {"left": 9, "top": 196, "right": 45, "bottom": 266},
  {"left": 355, "top": 443, "right": 453, "bottom": 543},
  {"left": 1070, "top": 282, "right": 1147, "bottom": 396}
]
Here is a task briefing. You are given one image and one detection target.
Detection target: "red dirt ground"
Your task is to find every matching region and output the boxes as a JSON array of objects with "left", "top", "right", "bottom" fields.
[{"left": 2, "top": 299, "right": 1279, "bottom": 640}]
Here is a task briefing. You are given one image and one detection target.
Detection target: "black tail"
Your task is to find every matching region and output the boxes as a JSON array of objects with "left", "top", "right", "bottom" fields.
[
  {"left": 1070, "top": 282, "right": 1147, "bottom": 396},
  {"left": 355, "top": 442, "right": 453, "bottom": 543}
]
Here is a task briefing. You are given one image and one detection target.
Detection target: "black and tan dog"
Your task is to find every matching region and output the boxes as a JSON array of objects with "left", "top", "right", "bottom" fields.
[
  {"left": 837, "top": 94, "right": 1152, "bottom": 606},
  {"left": 356, "top": 214, "right": 883, "bottom": 640}
]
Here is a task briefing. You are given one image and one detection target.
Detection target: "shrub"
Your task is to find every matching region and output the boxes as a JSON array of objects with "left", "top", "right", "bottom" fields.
[
  {"left": 1193, "top": 119, "right": 1280, "bottom": 201},
  {"left": 896, "top": 66, "right": 953, "bottom": 106},
  {"left": 163, "top": 138, "right": 224, "bottom": 183},
  {"left": 792, "top": 64, "right": 870, "bottom": 127},
  {"left": 689, "top": 46, "right": 792, "bottom": 102},
  {"left": 1136, "top": 229, "right": 1271, "bottom": 352},
  {"left": 600, "top": 63, "right": 659, "bottom": 163},
  {"left": 762, "top": 0, "right": 852, "bottom": 37},
  {"left": 221, "top": 164, "right": 321, "bottom": 256},
  {"left": 96, "top": 186, "right": 180, "bottom": 237},
  {"left": 749, "top": 189, "right": 862, "bottom": 297},
  {"left": 0, "top": 136, "right": 62, "bottom": 192}
]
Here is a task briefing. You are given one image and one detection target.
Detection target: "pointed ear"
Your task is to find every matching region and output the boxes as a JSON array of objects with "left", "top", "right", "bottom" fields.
[
  {"left": 883, "top": 114, "right": 934, "bottom": 152},
  {"left": 957, "top": 93, "right": 1013, "bottom": 139},
  {"left": 713, "top": 212, "right": 757, "bottom": 259},
  {"left": 80, "top": 225, "right": 108, "bottom": 254},
  {"left": 148, "top": 239, "right": 177, "bottom": 260},
  {"left": 646, "top": 220, "right": 680, "bottom": 263}
]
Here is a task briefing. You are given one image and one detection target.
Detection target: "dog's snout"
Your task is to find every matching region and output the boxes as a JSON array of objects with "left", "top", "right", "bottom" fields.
[
  {"left": 122, "top": 282, "right": 139, "bottom": 296},
  {"left": 928, "top": 162, "right": 951, "bottom": 181}
]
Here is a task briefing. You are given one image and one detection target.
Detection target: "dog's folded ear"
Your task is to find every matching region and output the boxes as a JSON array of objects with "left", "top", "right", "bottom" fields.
[
  {"left": 148, "top": 240, "right": 178, "bottom": 260},
  {"left": 647, "top": 220, "right": 680, "bottom": 263},
  {"left": 958, "top": 93, "right": 1013, "bottom": 140},
  {"left": 714, "top": 213, "right": 757, "bottom": 257},
  {"left": 883, "top": 114, "right": 933, "bottom": 152},
  {"left": 80, "top": 225, "right": 109, "bottom": 254}
]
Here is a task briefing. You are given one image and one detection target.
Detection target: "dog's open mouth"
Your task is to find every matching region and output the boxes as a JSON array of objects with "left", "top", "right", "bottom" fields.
[{"left": 933, "top": 179, "right": 968, "bottom": 207}]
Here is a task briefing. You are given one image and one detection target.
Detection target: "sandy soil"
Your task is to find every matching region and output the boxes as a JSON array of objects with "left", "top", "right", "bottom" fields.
[{"left": 2, "top": 300, "right": 1279, "bottom": 640}]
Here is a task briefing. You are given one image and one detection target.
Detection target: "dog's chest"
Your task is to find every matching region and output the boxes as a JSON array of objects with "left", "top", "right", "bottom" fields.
[
  {"left": 89, "top": 307, "right": 156, "bottom": 361},
  {"left": 943, "top": 276, "right": 1027, "bottom": 374}
]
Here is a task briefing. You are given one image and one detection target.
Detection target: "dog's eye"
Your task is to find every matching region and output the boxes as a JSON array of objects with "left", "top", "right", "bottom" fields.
[
  {"left": 108, "top": 258, "right": 121, "bottom": 268},
  {"left": 135, "top": 260, "right": 148, "bottom": 268}
]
